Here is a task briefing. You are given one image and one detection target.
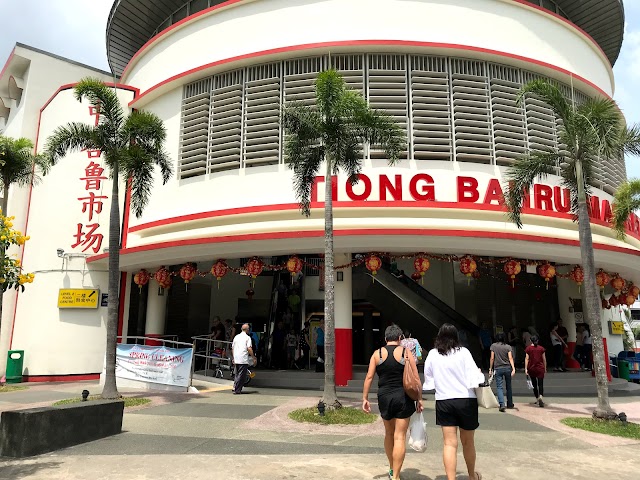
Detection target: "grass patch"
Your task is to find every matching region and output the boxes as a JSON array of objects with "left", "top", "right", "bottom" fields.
[
  {"left": 288, "top": 406, "right": 377, "bottom": 425},
  {"left": 53, "top": 395, "right": 151, "bottom": 408},
  {"left": 561, "top": 417, "right": 640, "bottom": 440},
  {"left": 0, "top": 384, "right": 28, "bottom": 393}
]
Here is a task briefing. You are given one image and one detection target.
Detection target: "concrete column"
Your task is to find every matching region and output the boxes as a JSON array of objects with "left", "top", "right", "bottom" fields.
[
  {"left": 145, "top": 278, "right": 167, "bottom": 345},
  {"left": 334, "top": 252, "right": 353, "bottom": 386}
]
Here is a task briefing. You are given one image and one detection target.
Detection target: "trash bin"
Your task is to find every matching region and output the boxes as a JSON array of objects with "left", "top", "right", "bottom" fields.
[
  {"left": 6, "top": 350, "right": 24, "bottom": 384},
  {"left": 618, "top": 359, "right": 630, "bottom": 381}
]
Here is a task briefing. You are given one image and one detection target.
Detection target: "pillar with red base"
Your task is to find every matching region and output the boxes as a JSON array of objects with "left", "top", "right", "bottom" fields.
[
  {"left": 145, "top": 278, "right": 167, "bottom": 346},
  {"left": 334, "top": 253, "right": 353, "bottom": 387}
]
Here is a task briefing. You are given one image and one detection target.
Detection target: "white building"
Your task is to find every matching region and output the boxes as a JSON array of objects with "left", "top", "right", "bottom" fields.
[{"left": 0, "top": 0, "right": 635, "bottom": 385}]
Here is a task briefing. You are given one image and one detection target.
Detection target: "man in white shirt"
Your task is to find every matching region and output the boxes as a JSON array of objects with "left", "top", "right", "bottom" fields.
[{"left": 232, "top": 324, "right": 256, "bottom": 394}]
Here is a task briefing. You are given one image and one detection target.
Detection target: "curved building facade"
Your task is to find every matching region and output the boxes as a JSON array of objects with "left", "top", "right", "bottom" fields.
[{"left": 1, "top": 0, "right": 636, "bottom": 385}]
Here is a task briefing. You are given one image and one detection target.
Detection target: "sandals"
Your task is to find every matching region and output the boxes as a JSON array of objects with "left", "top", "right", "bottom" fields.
[{"left": 475, "top": 473, "right": 483, "bottom": 480}]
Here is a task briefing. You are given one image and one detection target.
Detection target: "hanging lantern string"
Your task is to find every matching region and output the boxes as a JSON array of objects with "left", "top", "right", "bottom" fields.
[{"left": 146, "top": 254, "right": 633, "bottom": 295}]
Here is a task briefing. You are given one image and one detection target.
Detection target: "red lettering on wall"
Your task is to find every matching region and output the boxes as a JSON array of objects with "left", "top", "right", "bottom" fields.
[
  {"left": 483, "top": 179, "right": 504, "bottom": 205},
  {"left": 409, "top": 174, "right": 435, "bottom": 201},
  {"left": 589, "top": 196, "right": 601, "bottom": 220},
  {"left": 457, "top": 176, "right": 479, "bottom": 203},
  {"left": 311, "top": 176, "right": 338, "bottom": 203},
  {"left": 534, "top": 184, "right": 553, "bottom": 210},
  {"left": 346, "top": 174, "right": 372, "bottom": 201},
  {"left": 380, "top": 174, "right": 402, "bottom": 201},
  {"left": 553, "top": 186, "right": 571, "bottom": 213},
  {"left": 71, "top": 223, "right": 104, "bottom": 253},
  {"left": 601, "top": 200, "right": 612, "bottom": 223}
]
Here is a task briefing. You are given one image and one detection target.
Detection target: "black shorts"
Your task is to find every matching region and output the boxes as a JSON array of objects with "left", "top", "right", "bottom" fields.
[
  {"left": 435, "top": 398, "right": 479, "bottom": 431},
  {"left": 377, "top": 391, "right": 416, "bottom": 421}
]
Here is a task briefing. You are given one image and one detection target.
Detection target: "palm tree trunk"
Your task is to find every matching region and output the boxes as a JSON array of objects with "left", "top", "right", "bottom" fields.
[
  {"left": 0, "top": 181, "right": 8, "bottom": 379},
  {"left": 322, "top": 160, "right": 338, "bottom": 407},
  {"left": 101, "top": 165, "right": 121, "bottom": 399},
  {"left": 575, "top": 159, "right": 615, "bottom": 419}
]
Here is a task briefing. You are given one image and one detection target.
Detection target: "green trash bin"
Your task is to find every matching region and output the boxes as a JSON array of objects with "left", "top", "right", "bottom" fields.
[
  {"left": 618, "top": 359, "right": 630, "bottom": 381},
  {"left": 6, "top": 350, "right": 24, "bottom": 384}
]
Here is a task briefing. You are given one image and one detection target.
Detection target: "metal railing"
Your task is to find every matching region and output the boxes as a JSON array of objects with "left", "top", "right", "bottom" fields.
[{"left": 191, "top": 335, "right": 233, "bottom": 379}]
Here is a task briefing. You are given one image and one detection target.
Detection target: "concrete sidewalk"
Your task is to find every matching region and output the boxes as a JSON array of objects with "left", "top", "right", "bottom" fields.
[{"left": 1, "top": 384, "right": 639, "bottom": 479}]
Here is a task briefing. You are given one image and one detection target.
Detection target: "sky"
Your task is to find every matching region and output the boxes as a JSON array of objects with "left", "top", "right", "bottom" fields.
[{"left": 0, "top": 0, "right": 638, "bottom": 173}]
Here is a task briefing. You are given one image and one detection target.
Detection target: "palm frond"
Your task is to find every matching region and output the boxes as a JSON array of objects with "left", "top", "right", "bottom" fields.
[
  {"left": 121, "top": 144, "right": 155, "bottom": 218},
  {"left": 0, "top": 135, "right": 47, "bottom": 188},
  {"left": 74, "top": 78, "right": 125, "bottom": 132},
  {"left": 619, "top": 124, "right": 640, "bottom": 157},
  {"left": 505, "top": 152, "right": 558, "bottom": 228},
  {"left": 44, "top": 122, "right": 98, "bottom": 164},
  {"left": 611, "top": 179, "right": 640, "bottom": 239},
  {"left": 575, "top": 97, "right": 623, "bottom": 159},
  {"left": 315, "top": 69, "right": 346, "bottom": 120},
  {"left": 517, "top": 79, "right": 571, "bottom": 125}
]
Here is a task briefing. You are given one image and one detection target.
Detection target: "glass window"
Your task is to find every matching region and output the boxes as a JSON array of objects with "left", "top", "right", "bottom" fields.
[
  {"left": 172, "top": 5, "right": 189, "bottom": 24},
  {"left": 190, "top": 0, "right": 209, "bottom": 15}
]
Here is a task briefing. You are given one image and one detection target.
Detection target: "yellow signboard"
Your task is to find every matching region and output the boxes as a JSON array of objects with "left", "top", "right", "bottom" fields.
[
  {"left": 58, "top": 289, "right": 100, "bottom": 309},
  {"left": 608, "top": 321, "right": 624, "bottom": 335}
]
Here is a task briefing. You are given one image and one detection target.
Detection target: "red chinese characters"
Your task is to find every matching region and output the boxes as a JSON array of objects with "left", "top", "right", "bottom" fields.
[{"left": 71, "top": 109, "right": 108, "bottom": 254}]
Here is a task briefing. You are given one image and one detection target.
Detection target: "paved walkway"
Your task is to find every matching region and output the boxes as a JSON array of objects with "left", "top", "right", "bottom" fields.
[{"left": 1, "top": 382, "right": 640, "bottom": 479}]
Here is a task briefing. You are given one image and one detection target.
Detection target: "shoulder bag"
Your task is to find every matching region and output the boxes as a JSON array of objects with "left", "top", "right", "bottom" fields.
[{"left": 403, "top": 348, "right": 421, "bottom": 401}]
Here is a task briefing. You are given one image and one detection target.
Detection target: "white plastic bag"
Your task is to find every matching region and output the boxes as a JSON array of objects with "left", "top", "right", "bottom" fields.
[
  {"left": 407, "top": 412, "right": 428, "bottom": 452},
  {"left": 526, "top": 376, "right": 534, "bottom": 390}
]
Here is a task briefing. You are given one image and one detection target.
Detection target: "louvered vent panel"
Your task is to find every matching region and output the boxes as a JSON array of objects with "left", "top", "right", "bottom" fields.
[
  {"left": 331, "top": 54, "right": 364, "bottom": 93},
  {"left": 368, "top": 54, "right": 408, "bottom": 159},
  {"left": 179, "top": 78, "right": 211, "bottom": 179},
  {"left": 410, "top": 56, "right": 452, "bottom": 160},
  {"left": 489, "top": 65, "right": 526, "bottom": 166},
  {"left": 209, "top": 70, "right": 243, "bottom": 172},
  {"left": 243, "top": 63, "right": 281, "bottom": 167},
  {"left": 521, "top": 72, "right": 557, "bottom": 156},
  {"left": 450, "top": 59, "right": 493, "bottom": 163},
  {"left": 284, "top": 57, "right": 322, "bottom": 106}
]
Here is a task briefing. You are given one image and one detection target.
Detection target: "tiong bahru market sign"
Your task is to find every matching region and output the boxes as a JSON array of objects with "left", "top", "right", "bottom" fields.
[{"left": 311, "top": 173, "right": 640, "bottom": 237}]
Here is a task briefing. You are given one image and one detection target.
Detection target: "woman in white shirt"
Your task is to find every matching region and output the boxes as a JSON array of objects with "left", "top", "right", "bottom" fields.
[{"left": 424, "top": 324, "right": 485, "bottom": 480}]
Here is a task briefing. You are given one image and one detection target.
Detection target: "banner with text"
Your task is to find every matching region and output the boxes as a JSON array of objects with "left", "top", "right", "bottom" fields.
[{"left": 115, "top": 344, "right": 193, "bottom": 387}]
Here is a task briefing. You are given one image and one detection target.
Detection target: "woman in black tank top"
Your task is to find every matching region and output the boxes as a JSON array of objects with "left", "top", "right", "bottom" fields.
[{"left": 362, "top": 325, "right": 423, "bottom": 480}]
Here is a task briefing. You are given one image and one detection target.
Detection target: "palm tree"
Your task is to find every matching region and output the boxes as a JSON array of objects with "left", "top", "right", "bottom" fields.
[
  {"left": 505, "top": 79, "right": 640, "bottom": 419},
  {"left": 0, "top": 135, "right": 49, "bottom": 379},
  {"left": 612, "top": 179, "right": 640, "bottom": 239},
  {"left": 45, "top": 79, "right": 172, "bottom": 399},
  {"left": 282, "top": 69, "right": 405, "bottom": 406}
]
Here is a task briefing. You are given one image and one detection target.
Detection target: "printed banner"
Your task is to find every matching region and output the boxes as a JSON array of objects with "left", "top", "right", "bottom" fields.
[{"left": 115, "top": 344, "right": 193, "bottom": 387}]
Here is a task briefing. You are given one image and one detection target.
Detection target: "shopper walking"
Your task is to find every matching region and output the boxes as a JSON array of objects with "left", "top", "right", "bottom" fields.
[
  {"left": 582, "top": 325, "right": 593, "bottom": 371},
  {"left": 362, "top": 325, "right": 423, "bottom": 480},
  {"left": 401, "top": 330, "right": 423, "bottom": 363},
  {"left": 524, "top": 335, "right": 547, "bottom": 407},
  {"left": 231, "top": 324, "right": 256, "bottom": 394},
  {"left": 423, "top": 323, "right": 485, "bottom": 480},
  {"left": 489, "top": 333, "right": 515, "bottom": 412},
  {"left": 550, "top": 322, "right": 568, "bottom": 372}
]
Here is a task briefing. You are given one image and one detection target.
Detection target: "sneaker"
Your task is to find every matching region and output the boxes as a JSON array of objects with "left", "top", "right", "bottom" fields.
[
  {"left": 499, "top": 406, "right": 506, "bottom": 412},
  {"left": 507, "top": 405, "right": 515, "bottom": 409},
  {"left": 538, "top": 398, "right": 545, "bottom": 408},
  {"left": 388, "top": 469, "right": 393, "bottom": 479}
]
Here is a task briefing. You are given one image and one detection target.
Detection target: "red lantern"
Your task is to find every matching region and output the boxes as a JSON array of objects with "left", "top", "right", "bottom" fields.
[
  {"left": 286, "top": 256, "right": 303, "bottom": 277},
  {"left": 413, "top": 256, "right": 431, "bottom": 284},
  {"left": 459, "top": 256, "right": 477, "bottom": 285},
  {"left": 411, "top": 272, "right": 421, "bottom": 281},
  {"left": 625, "top": 294, "right": 636, "bottom": 307},
  {"left": 610, "top": 276, "right": 625, "bottom": 292},
  {"left": 538, "top": 263, "right": 556, "bottom": 290},
  {"left": 630, "top": 284, "right": 640, "bottom": 299},
  {"left": 503, "top": 260, "right": 521, "bottom": 287},
  {"left": 609, "top": 294, "right": 619, "bottom": 307},
  {"left": 596, "top": 270, "right": 610, "bottom": 290},
  {"left": 246, "top": 258, "right": 263, "bottom": 278},
  {"left": 570, "top": 266, "right": 585, "bottom": 292},
  {"left": 472, "top": 269, "right": 481, "bottom": 280},
  {"left": 180, "top": 262, "right": 197, "bottom": 290},
  {"left": 154, "top": 266, "right": 172, "bottom": 289},
  {"left": 601, "top": 297, "right": 609, "bottom": 309},
  {"left": 246, "top": 288, "right": 255, "bottom": 300},
  {"left": 133, "top": 269, "right": 150, "bottom": 291},
  {"left": 210, "top": 260, "right": 229, "bottom": 289},
  {"left": 365, "top": 255, "right": 383, "bottom": 280}
]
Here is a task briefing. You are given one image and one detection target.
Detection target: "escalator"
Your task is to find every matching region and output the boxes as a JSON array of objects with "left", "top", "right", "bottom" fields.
[{"left": 361, "top": 267, "right": 481, "bottom": 363}]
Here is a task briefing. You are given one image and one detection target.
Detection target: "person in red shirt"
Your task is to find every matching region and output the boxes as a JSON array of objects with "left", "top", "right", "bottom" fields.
[{"left": 525, "top": 335, "right": 547, "bottom": 407}]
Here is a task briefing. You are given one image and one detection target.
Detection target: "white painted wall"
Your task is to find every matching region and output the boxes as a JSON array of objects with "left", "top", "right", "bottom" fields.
[
  {"left": 7, "top": 86, "right": 134, "bottom": 376},
  {"left": 124, "top": 0, "right": 613, "bottom": 99}
]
